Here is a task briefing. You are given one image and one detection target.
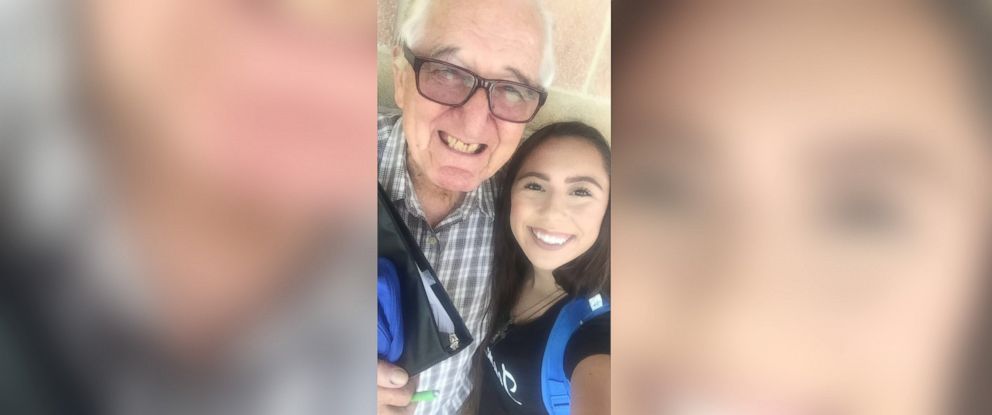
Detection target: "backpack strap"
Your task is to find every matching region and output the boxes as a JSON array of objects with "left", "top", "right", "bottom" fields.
[{"left": 541, "top": 294, "right": 610, "bottom": 415}]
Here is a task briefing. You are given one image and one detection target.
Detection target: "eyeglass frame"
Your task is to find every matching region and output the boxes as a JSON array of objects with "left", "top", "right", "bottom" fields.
[{"left": 402, "top": 44, "right": 548, "bottom": 123}]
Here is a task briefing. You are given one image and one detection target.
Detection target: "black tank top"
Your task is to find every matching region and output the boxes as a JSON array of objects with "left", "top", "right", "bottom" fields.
[{"left": 478, "top": 297, "right": 610, "bottom": 414}]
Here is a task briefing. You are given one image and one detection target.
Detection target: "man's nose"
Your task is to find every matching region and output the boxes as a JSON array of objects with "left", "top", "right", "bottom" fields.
[{"left": 457, "top": 88, "right": 493, "bottom": 136}]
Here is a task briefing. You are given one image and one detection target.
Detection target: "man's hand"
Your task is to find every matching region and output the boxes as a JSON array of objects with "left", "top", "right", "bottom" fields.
[{"left": 378, "top": 360, "right": 417, "bottom": 414}]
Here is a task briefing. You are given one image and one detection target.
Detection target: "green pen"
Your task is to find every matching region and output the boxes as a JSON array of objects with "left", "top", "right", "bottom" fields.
[{"left": 411, "top": 390, "right": 439, "bottom": 403}]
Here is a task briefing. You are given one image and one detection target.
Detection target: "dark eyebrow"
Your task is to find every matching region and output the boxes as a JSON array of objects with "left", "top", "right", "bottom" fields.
[
  {"left": 516, "top": 171, "right": 550, "bottom": 182},
  {"left": 566, "top": 176, "right": 605, "bottom": 190},
  {"left": 517, "top": 172, "right": 606, "bottom": 191}
]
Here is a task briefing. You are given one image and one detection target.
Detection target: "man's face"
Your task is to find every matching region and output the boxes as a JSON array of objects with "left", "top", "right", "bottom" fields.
[
  {"left": 393, "top": 0, "right": 545, "bottom": 192},
  {"left": 614, "top": 3, "right": 990, "bottom": 415}
]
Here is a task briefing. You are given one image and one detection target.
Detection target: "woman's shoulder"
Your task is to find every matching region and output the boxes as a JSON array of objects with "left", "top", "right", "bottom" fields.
[{"left": 563, "top": 308, "right": 610, "bottom": 379}]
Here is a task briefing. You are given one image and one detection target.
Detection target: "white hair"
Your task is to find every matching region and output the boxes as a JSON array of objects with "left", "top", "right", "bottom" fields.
[{"left": 395, "top": 0, "right": 556, "bottom": 88}]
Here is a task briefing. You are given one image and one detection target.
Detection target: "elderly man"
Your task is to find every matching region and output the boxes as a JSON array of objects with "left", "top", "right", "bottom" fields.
[{"left": 376, "top": 0, "right": 554, "bottom": 413}]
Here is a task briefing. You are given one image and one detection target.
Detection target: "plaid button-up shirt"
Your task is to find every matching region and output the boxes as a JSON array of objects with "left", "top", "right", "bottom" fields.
[{"left": 378, "top": 110, "right": 496, "bottom": 415}]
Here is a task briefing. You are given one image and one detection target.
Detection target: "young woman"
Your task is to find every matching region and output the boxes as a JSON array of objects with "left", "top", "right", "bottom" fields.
[{"left": 477, "top": 122, "right": 611, "bottom": 415}]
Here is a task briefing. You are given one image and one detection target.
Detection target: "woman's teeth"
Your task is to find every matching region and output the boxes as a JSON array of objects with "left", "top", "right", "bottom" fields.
[
  {"left": 444, "top": 134, "right": 482, "bottom": 154},
  {"left": 532, "top": 228, "right": 571, "bottom": 246}
]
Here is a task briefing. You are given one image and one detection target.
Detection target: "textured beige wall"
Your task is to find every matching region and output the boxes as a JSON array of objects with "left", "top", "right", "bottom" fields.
[{"left": 377, "top": 0, "right": 611, "bottom": 141}]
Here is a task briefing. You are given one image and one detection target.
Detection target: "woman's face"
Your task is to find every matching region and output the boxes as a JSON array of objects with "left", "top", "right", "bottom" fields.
[
  {"left": 613, "top": 4, "right": 990, "bottom": 415},
  {"left": 509, "top": 136, "right": 610, "bottom": 273}
]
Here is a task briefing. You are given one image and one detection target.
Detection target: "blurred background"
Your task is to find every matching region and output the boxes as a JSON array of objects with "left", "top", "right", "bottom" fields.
[
  {"left": 612, "top": 1, "right": 991, "bottom": 414},
  {"left": 1, "top": 0, "right": 376, "bottom": 413}
]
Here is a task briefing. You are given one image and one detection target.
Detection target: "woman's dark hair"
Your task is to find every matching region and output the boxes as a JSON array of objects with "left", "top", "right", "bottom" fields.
[{"left": 481, "top": 121, "right": 611, "bottom": 351}]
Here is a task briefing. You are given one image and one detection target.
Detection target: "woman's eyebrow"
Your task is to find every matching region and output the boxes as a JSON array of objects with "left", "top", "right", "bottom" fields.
[
  {"left": 517, "top": 171, "right": 550, "bottom": 181},
  {"left": 566, "top": 176, "right": 605, "bottom": 190}
]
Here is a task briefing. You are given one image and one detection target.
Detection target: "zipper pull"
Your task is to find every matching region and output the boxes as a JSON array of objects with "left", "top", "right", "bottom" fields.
[{"left": 449, "top": 333, "right": 459, "bottom": 351}]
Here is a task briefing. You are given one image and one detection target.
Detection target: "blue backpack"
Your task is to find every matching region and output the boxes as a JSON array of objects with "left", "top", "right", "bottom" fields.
[{"left": 541, "top": 294, "right": 610, "bottom": 415}]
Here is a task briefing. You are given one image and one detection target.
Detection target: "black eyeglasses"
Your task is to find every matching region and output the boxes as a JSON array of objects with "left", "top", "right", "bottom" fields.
[{"left": 403, "top": 45, "right": 548, "bottom": 123}]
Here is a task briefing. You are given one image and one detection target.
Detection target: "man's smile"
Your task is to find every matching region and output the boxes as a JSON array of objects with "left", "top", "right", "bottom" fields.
[{"left": 439, "top": 131, "right": 488, "bottom": 155}]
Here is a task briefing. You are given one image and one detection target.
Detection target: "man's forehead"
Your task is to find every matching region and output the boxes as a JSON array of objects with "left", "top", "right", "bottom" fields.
[
  {"left": 425, "top": 0, "right": 543, "bottom": 35},
  {"left": 416, "top": 0, "right": 544, "bottom": 81}
]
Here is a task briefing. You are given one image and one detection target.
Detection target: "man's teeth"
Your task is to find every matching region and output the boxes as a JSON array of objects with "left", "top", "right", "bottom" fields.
[
  {"left": 445, "top": 134, "right": 481, "bottom": 154},
  {"left": 533, "top": 229, "right": 569, "bottom": 246}
]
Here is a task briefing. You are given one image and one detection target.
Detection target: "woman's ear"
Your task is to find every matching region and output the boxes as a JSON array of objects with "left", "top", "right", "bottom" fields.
[{"left": 392, "top": 46, "right": 407, "bottom": 110}]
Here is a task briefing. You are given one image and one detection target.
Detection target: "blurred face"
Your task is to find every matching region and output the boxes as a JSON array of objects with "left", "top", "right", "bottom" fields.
[
  {"left": 85, "top": 0, "right": 374, "bottom": 218},
  {"left": 393, "top": 0, "right": 545, "bottom": 192},
  {"left": 614, "top": 3, "right": 990, "bottom": 415},
  {"left": 510, "top": 137, "right": 610, "bottom": 273}
]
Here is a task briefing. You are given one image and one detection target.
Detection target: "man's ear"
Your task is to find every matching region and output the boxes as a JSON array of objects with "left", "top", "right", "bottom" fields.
[{"left": 392, "top": 46, "right": 407, "bottom": 110}]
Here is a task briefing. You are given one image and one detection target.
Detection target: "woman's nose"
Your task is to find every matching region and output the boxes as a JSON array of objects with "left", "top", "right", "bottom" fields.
[{"left": 537, "top": 192, "right": 568, "bottom": 218}]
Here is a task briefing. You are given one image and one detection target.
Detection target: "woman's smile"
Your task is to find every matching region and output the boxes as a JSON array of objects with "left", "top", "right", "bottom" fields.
[{"left": 529, "top": 226, "right": 575, "bottom": 250}]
